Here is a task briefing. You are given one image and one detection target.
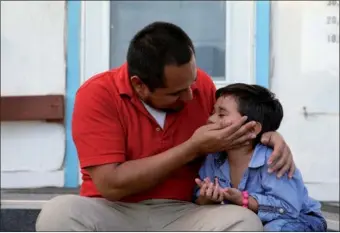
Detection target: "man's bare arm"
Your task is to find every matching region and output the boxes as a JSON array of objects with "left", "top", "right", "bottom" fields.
[
  {"left": 86, "top": 140, "right": 198, "bottom": 201},
  {"left": 86, "top": 117, "right": 252, "bottom": 202}
]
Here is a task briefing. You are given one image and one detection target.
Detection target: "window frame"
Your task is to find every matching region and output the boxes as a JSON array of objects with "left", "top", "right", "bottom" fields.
[{"left": 80, "top": 1, "right": 256, "bottom": 89}]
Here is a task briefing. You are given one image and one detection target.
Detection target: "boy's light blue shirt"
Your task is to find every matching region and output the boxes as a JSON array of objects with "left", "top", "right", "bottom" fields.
[{"left": 194, "top": 144, "right": 322, "bottom": 224}]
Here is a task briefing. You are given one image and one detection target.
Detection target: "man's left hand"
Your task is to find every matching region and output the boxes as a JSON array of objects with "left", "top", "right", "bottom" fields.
[{"left": 261, "top": 131, "right": 295, "bottom": 178}]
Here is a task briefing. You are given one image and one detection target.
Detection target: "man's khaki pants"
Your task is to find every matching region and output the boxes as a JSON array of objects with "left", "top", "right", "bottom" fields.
[{"left": 36, "top": 195, "right": 263, "bottom": 231}]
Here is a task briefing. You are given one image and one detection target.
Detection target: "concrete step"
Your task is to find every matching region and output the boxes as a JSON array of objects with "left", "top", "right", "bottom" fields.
[
  {"left": 321, "top": 202, "right": 340, "bottom": 231},
  {"left": 1, "top": 209, "right": 40, "bottom": 232},
  {"left": 1, "top": 188, "right": 78, "bottom": 232},
  {"left": 1, "top": 188, "right": 339, "bottom": 231}
]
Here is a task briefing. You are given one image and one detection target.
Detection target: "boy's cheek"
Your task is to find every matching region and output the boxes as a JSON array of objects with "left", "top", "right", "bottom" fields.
[{"left": 225, "top": 116, "right": 240, "bottom": 125}]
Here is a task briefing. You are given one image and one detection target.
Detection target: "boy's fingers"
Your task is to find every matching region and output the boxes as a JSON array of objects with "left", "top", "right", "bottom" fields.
[
  {"left": 212, "top": 189, "right": 219, "bottom": 200},
  {"left": 200, "top": 183, "right": 208, "bottom": 196},
  {"left": 195, "top": 178, "right": 203, "bottom": 187},
  {"left": 212, "top": 179, "right": 220, "bottom": 200},
  {"left": 214, "top": 177, "right": 219, "bottom": 186},
  {"left": 206, "top": 182, "right": 214, "bottom": 197},
  {"left": 204, "top": 177, "right": 211, "bottom": 183}
]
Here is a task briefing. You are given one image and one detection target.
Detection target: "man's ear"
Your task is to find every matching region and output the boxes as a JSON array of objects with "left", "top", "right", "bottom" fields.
[
  {"left": 130, "top": 76, "right": 150, "bottom": 97},
  {"left": 253, "top": 122, "right": 262, "bottom": 135}
]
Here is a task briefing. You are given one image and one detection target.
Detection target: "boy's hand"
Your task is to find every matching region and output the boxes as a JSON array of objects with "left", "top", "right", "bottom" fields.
[
  {"left": 222, "top": 187, "right": 243, "bottom": 206},
  {"left": 195, "top": 177, "right": 224, "bottom": 203}
]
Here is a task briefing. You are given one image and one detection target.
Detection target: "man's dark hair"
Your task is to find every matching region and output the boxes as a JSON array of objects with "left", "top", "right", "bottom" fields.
[
  {"left": 127, "top": 21, "right": 195, "bottom": 91},
  {"left": 216, "top": 83, "right": 284, "bottom": 146}
]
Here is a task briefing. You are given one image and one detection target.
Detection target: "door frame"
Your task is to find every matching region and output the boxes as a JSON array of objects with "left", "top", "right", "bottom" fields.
[
  {"left": 65, "top": 1, "right": 272, "bottom": 187},
  {"left": 79, "top": 1, "right": 257, "bottom": 89}
]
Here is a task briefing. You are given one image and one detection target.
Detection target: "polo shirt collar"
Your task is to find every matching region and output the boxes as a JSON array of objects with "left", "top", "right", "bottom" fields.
[{"left": 116, "top": 63, "right": 134, "bottom": 97}]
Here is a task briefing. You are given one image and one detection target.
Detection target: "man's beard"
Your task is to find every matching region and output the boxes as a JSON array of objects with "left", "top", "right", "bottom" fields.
[{"left": 144, "top": 98, "right": 186, "bottom": 113}]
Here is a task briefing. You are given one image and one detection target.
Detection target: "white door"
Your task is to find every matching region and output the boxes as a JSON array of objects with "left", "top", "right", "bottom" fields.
[
  {"left": 79, "top": 0, "right": 257, "bottom": 185},
  {"left": 270, "top": 1, "right": 339, "bottom": 201}
]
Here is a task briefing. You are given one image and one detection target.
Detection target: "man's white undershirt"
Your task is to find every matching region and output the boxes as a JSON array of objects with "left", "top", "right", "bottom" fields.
[{"left": 142, "top": 102, "right": 166, "bottom": 129}]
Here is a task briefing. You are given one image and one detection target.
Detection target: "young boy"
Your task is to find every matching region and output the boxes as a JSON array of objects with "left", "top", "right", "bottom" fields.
[{"left": 194, "top": 83, "right": 327, "bottom": 231}]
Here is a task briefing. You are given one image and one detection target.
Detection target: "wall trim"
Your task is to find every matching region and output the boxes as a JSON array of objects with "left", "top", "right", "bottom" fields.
[
  {"left": 255, "top": 1, "right": 271, "bottom": 88},
  {"left": 0, "top": 95, "right": 64, "bottom": 122},
  {"left": 65, "top": 0, "right": 81, "bottom": 188}
]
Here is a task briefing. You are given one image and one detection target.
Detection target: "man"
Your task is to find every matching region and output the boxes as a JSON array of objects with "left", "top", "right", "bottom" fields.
[{"left": 36, "top": 22, "right": 295, "bottom": 231}]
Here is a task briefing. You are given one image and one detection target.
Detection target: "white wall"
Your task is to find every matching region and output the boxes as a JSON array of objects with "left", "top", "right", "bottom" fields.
[
  {"left": 1, "top": 1, "right": 66, "bottom": 188},
  {"left": 271, "top": 1, "right": 339, "bottom": 201},
  {"left": 1, "top": 1, "right": 338, "bottom": 201}
]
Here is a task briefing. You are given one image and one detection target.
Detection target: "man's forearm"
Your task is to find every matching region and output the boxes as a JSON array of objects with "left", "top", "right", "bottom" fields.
[{"left": 96, "top": 140, "right": 199, "bottom": 201}]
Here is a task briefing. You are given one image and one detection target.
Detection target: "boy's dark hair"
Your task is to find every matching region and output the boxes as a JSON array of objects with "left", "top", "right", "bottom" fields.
[
  {"left": 216, "top": 83, "right": 284, "bottom": 146},
  {"left": 127, "top": 21, "right": 195, "bottom": 92}
]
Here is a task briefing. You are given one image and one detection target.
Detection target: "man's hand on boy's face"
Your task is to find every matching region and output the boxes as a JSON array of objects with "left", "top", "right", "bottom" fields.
[
  {"left": 226, "top": 120, "right": 258, "bottom": 149},
  {"left": 195, "top": 178, "right": 224, "bottom": 203},
  {"left": 261, "top": 131, "right": 296, "bottom": 178},
  {"left": 190, "top": 116, "right": 259, "bottom": 155}
]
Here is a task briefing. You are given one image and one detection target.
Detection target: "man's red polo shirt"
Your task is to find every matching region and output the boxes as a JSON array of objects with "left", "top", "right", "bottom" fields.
[{"left": 72, "top": 63, "right": 216, "bottom": 203}]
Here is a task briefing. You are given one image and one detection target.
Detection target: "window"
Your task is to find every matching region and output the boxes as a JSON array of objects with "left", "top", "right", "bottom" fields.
[
  {"left": 81, "top": 1, "right": 255, "bottom": 87},
  {"left": 109, "top": 1, "right": 226, "bottom": 81}
]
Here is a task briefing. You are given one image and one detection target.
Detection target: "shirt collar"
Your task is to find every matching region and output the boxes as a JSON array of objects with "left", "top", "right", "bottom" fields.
[
  {"left": 116, "top": 63, "right": 134, "bottom": 97},
  {"left": 248, "top": 144, "right": 271, "bottom": 168},
  {"left": 213, "top": 144, "right": 271, "bottom": 169},
  {"left": 115, "top": 62, "right": 199, "bottom": 97}
]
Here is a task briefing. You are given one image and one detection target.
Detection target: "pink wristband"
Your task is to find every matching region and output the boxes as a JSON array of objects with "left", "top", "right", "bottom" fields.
[{"left": 242, "top": 191, "right": 249, "bottom": 208}]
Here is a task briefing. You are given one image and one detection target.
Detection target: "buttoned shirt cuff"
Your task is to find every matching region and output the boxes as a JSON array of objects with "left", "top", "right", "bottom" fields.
[{"left": 251, "top": 193, "right": 288, "bottom": 222}]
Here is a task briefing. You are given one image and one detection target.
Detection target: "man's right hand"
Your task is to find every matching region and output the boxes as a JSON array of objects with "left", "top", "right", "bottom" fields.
[{"left": 189, "top": 116, "right": 257, "bottom": 155}]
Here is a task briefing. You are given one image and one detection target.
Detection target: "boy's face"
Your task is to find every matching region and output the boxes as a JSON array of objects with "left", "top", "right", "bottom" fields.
[
  {"left": 208, "top": 95, "right": 242, "bottom": 125},
  {"left": 208, "top": 95, "right": 262, "bottom": 139}
]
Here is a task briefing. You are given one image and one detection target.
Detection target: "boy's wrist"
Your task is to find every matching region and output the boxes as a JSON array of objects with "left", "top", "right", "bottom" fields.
[
  {"left": 241, "top": 191, "right": 249, "bottom": 208},
  {"left": 197, "top": 195, "right": 219, "bottom": 205},
  {"left": 231, "top": 192, "right": 248, "bottom": 206},
  {"left": 235, "top": 194, "right": 244, "bottom": 206}
]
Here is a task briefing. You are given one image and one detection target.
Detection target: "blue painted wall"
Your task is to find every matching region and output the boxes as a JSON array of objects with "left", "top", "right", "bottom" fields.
[
  {"left": 64, "top": 0, "right": 81, "bottom": 188},
  {"left": 255, "top": 1, "right": 271, "bottom": 88}
]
